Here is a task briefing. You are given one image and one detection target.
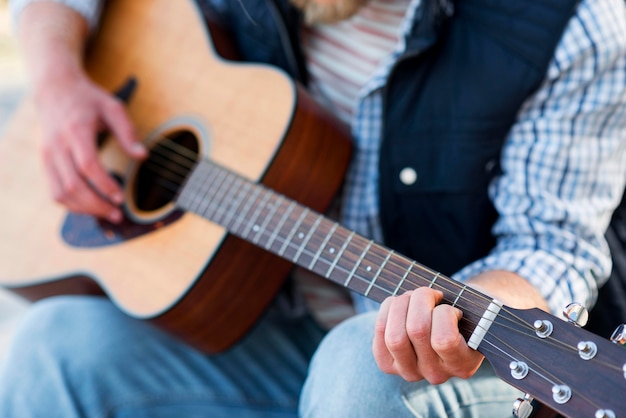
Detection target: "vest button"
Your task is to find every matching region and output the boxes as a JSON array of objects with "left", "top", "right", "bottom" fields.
[{"left": 399, "top": 167, "right": 418, "bottom": 185}]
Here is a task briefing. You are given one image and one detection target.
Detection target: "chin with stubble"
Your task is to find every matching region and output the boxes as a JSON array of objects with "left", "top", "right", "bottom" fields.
[{"left": 290, "top": 0, "right": 371, "bottom": 24}]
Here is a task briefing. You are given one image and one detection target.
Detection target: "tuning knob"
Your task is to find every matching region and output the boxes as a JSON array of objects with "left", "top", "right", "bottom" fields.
[
  {"left": 563, "top": 302, "right": 589, "bottom": 327},
  {"left": 610, "top": 324, "right": 626, "bottom": 346},
  {"left": 512, "top": 394, "right": 535, "bottom": 418}
]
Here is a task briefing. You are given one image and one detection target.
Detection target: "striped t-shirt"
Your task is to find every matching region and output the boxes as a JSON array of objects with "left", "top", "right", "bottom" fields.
[
  {"left": 296, "top": 0, "right": 412, "bottom": 327},
  {"left": 301, "top": 0, "right": 411, "bottom": 125}
]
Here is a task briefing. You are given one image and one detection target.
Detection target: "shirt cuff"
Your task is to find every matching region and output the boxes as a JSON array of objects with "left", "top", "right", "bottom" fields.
[
  {"left": 10, "top": 0, "right": 103, "bottom": 31},
  {"left": 452, "top": 246, "right": 607, "bottom": 317}
]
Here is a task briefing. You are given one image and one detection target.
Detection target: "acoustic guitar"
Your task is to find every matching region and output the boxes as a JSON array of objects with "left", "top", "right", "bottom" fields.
[{"left": 0, "top": 0, "right": 624, "bottom": 416}]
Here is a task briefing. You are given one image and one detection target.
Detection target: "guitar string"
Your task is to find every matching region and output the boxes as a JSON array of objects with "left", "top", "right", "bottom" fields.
[
  {"left": 225, "top": 164, "right": 625, "bottom": 408},
  {"left": 145, "top": 140, "right": 584, "bottom": 337},
  {"left": 139, "top": 141, "right": 520, "bottom": 338},
  {"left": 123, "top": 139, "right": 624, "bottom": 412},
  {"left": 480, "top": 317, "right": 625, "bottom": 413},
  {"left": 148, "top": 141, "right": 530, "bottom": 317},
  {"left": 136, "top": 139, "right": 614, "bottom": 368},
  {"left": 145, "top": 140, "right": 587, "bottom": 334},
  {"left": 144, "top": 140, "right": 626, "bottom": 412},
  {"left": 477, "top": 338, "right": 606, "bottom": 413}
]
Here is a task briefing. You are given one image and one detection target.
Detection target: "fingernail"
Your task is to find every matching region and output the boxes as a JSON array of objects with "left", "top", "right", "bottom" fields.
[
  {"left": 132, "top": 143, "right": 146, "bottom": 155},
  {"left": 109, "top": 210, "right": 123, "bottom": 223},
  {"left": 112, "top": 192, "right": 124, "bottom": 205}
]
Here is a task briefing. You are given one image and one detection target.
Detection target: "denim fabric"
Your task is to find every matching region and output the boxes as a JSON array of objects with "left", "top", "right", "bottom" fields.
[
  {"left": 0, "top": 296, "right": 523, "bottom": 417},
  {"left": 0, "top": 296, "right": 325, "bottom": 418},
  {"left": 300, "top": 312, "right": 523, "bottom": 418}
]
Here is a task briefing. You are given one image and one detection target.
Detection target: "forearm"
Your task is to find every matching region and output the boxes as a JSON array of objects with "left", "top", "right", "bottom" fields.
[
  {"left": 16, "top": 2, "right": 91, "bottom": 98},
  {"left": 467, "top": 270, "right": 549, "bottom": 311}
]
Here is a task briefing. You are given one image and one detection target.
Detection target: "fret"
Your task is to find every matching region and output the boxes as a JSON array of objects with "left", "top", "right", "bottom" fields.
[
  {"left": 205, "top": 169, "right": 237, "bottom": 224},
  {"left": 429, "top": 272, "right": 441, "bottom": 288},
  {"left": 346, "top": 243, "right": 394, "bottom": 297},
  {"left": 308, "top": 222, "right": 339, "bottom": 271},
  {"left": 325, "top": 230, "right": 355, "bottom": 281},
  {"left": 197, "top": 164, "right": 228, "bottom": 217},
  {"left": 240, "top": 189, "right": 273, "bottom": 240},
  {"left": 252, "top": 194, "right": 284, "bottom": 245},
  {"left": 364, "top": 249, "right": 393, "bottom": 297},
  {"left": 294, "top": 218, "right": 330, "bottom": 269},
  {"left": 278, "top": 207, "right": 309, "bottom": 258},
  {"left": 188, "top": 164, "right": 214, "bottom": 212},
  {"left": 452, "top": 285, "right": 467, "bottom": 308},
  {"left": 293, "top": 214, "right": 323, "bottom": 263},
  {"left": 345, "top": 240, "right": 373, "bottom": 288},
  {"left": 265, "top": 200, "right": 296, "bottom": 251},
  {"left": 220, "top": 176, "right": 251, "bottom": 229},
  {"left": 187, "top": 162, "right": 215, "bottom": 213},
  {"left": 393, "top": 260, "right": 415, "bottom": 296},
  {"left": 229, "top": 185, "right": 262, "bottom": 236},
  {"left": 178, "top": 162, "right": 210, "bottom": 212}
]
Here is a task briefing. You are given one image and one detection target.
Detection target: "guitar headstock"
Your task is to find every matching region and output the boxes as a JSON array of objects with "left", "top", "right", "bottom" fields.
[{"left": 480, "top": 306, "right": 626, "bottom": 417}]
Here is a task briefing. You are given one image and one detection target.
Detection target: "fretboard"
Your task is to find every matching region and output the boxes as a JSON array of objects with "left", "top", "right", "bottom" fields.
[{"left": 175, "top": 159, "right": 492, "bottom": 330}]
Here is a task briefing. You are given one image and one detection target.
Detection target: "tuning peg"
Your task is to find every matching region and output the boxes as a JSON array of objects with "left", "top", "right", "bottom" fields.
[
  {"left": 610, "top": 324, "right": 626, "bottom": 346},
  {"left": 563, "top": 302, "right": 588, "bottom": 327},
  {"left": 512, "top": 393, "right": 535, "bottom": 418}
]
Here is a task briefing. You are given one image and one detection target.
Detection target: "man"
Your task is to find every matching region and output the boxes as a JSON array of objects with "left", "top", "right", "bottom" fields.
[{"left": 1, "top": 0, "right": 625, "bottom": 416}]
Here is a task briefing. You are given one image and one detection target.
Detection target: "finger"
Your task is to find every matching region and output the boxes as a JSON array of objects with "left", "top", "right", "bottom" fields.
[
  {"left": 405, "top": 288, "right": 444, "bottom": 381},
  {"left": 42, "top": 146, "right": 67, "bottom": 207},
  {"left": 373, "top": 297, "right": 395, "bottom": 373},
  {"left": 48, "top": 144, "right": 122, "bottom": 222},
  {"left": 67, "top": 120, "right": 125, "bottom": 206},
  {"left": 431, "top": 305, "right": 483, "bottom": 379},
  {"left": 99, "top": 96, "right": 146, "bottom": 159},
  {"left": 384, "top": 293, "right": 422, "bottom": 381}
]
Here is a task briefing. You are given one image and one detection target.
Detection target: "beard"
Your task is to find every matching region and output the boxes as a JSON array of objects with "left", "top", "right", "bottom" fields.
[{"left": 290, "top": 0, "right": 372, "bottom": 24}]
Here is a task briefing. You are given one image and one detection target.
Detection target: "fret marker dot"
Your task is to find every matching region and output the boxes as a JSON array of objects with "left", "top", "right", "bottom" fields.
[
  {"left": 329, "top": 248, "right": 336, "bottom": 254},
  {"left": 366, "top": 266, "right": 372, "bottom": 272},
  {"left": 252, "top": 225, "right": 260, "bottom": 232},
  {"left": 297, "top": 232, "right": 305, "bottom": 239}
]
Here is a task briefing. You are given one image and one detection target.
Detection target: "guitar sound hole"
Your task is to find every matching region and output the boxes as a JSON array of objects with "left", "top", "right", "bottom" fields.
[{"left": 134, "top": 129, "right": 200, "bottom": 212}]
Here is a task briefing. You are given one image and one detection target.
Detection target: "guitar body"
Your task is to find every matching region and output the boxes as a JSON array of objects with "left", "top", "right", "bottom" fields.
[{"left": 0, "top": 0, "right": 351, "bottom": 352}]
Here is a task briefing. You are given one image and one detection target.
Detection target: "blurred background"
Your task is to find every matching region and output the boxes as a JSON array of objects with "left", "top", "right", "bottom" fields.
[{"left": 0, "top": 0, "right": 30, "bottom": 360}]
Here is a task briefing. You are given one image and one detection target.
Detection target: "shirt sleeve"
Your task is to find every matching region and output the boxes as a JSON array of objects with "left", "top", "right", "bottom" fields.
[
  {"left": 9, "top": 0, "right": 104, "bottom": 31},
  {"left": 453, "top": 0, "right": 626, "bottom": 316}
]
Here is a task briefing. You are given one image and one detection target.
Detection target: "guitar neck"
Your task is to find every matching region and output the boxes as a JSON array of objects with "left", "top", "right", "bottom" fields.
[{"left": 176, "top": 158, "right": 493, "bottom": 332}]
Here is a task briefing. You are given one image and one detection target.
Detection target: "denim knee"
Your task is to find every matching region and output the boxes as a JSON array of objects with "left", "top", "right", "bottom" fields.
[
  {"left": 5, "top": 295, "right": 147, "bottom": 373},
  {"left": 300, "top": 312, "right": 414, "bottom": 418}
]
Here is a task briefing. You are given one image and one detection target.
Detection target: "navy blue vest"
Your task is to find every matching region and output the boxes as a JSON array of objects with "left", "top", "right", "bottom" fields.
[{"left": 200, "top": 0, "right": 626, "bottom": 336}]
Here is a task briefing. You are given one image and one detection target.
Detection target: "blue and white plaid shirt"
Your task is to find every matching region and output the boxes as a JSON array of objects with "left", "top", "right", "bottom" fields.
[
  {"left": 342, "top": 0, "right": 626, "bottom": 315},
  {"left": 12, "top": 0, "right": 626, "bottom": 317}
]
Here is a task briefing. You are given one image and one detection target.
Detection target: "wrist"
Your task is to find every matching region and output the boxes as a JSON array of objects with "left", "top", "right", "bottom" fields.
[{"left": 18, "top": 1, "right": 90, "bottom": 102}]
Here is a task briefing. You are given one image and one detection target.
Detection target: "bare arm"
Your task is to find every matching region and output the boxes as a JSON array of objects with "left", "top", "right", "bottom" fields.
[{"left": 16, "top": 2, "right": 146, "bottom": 222}]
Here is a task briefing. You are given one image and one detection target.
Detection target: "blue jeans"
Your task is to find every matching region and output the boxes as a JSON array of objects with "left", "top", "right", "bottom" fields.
[{"left": 0, "top": 296, "right": 522, "bottom": 417}]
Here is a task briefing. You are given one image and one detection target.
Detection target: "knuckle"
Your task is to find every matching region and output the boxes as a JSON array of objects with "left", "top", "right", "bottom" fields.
[
  {"left": 385, "top": 334, "right": 410, "bottom": 352},
  {"left": 431, "top": 334, "right": 459, "bottom": 353},
  {"left": 104, "top": 97, "right": 124, "bottom": 115},
  {"left": 406, "top": 321, "right": 429, "bottom": 341},
  {"left": 400, "top": 370, "right": 422, "bottom": 382},
  {"left": 63, "top": 178, "right": 81, "bottom": 197},
  {"left": 455, "top": 368, "right": 475, "bottom": 380},
  {"left": 425, "top": 373, "right": 449, "bottom": 386},
  {"left": 50, "top": 189, "right": 65, "bottom": 204},
  {"left": 375, "top": 358, "right": 395, "bottom": 374},
  {"left": 76, "top": 155, "right": 99, "bottom": 175}
]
